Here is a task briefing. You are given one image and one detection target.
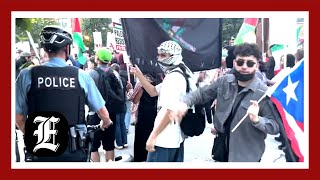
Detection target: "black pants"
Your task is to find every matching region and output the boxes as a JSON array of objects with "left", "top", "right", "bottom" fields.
[
  {"left": 134, "top": 125, "right": 153, "bottom": 162},
  {"left": 204, "top": 100, "right": 214, "bottom": 124},
  {"left": 15, "top": 131, "right": 20, "bottom": 162}
]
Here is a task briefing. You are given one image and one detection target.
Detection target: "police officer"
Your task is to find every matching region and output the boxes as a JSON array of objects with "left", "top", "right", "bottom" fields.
[
  {"left": 16, "top": 51, "right": 32, "bottom": 78},
  {"left": 16, "top": 26, "right": 113, "bottom": 162}
]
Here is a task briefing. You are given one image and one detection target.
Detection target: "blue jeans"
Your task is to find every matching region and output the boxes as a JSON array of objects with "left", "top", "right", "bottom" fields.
[
  {"left": 124, "top": 101, "right": 131, "bottom": 132},
  {"left": 146, "top": 142, "right": 184, "bottom": 162},
  {"left": 115, "top": 112, "right": 127, "bottom": 146}
]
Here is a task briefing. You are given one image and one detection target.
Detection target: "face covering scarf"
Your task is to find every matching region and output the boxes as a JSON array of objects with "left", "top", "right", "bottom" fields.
[{"left": 233, "top": 69, "right": 255, "bottom": 81}]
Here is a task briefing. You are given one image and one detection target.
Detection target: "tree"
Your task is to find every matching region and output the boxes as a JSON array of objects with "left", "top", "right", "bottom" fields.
[
  {"left": 16, "top": 18, "right": 59, "bottom": 43},
  {"left": 81, "top": 18, "right": 113, "bottom": 52},
  {"left": 16, "top": 18, "right": 32, "bottom": 42},
  {"left": 222, "top": 18, "right": 243, "bottom": 47},
  {"left": 16, "top": 18, "right": 242, "bottom": 53}
]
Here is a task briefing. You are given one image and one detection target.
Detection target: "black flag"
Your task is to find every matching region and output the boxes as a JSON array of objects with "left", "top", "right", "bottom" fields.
[{"left": 122, "top": 18, "right": 222, "bottom": 73}]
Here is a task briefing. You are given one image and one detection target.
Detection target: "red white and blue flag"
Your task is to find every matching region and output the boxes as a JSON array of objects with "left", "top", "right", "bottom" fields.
[{"left": 266, "top": 59, "right": 305, "bottom": 162}]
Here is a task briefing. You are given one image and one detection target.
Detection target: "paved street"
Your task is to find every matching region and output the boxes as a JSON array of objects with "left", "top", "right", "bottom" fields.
[
  {"left": 15, "top": 122, "right": 285, "bottom": 163},
  {"left": 112, "top": 122, "right": 285, "bottom": 163}
]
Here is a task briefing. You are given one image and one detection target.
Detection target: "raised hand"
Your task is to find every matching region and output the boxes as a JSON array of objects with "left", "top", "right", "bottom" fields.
[
  {"left": 247, "top": 100, "right": 260, "bottom": 124},
  {"left": 129, "top": 65, "right": 143, "bottom": 77}
]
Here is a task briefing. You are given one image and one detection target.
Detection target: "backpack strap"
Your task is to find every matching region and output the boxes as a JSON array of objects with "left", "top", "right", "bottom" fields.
[
  {"left": 94, "top": 67, "right": 112, "bottom": 75},
  {"left": 94, "top": 67, "right": 101, "bottom": 74},
  {"left": 170, "top": 69, "right": 190, "bottom": 93}
]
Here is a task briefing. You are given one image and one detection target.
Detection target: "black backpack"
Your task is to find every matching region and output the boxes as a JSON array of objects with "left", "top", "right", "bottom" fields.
[
  {"left": 170, "top": 69, "right": 206, "bottom": 137},
  {"left": 95, "top": 67, "right": 125, "bottom": 114}
]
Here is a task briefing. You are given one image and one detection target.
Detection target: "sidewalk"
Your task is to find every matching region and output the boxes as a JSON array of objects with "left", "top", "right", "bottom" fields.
[
  {"left": 16, "top": 123, "right": 285, "bottom": 163},
  {"left": 107, "top": 123, "right": 285, "bottom": 162}
]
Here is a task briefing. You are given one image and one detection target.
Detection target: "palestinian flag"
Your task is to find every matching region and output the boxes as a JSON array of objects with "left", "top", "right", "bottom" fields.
[
  {"left": 113, "top": 22, "right": 122, "bottom": 30},
  {"left": 296, "top": 25, "right": 304, "bottom": 45},
  {"left": 72, "top": 18, "right": 86, "bottom": 65},
  {"left": 234, "top": 18, "right": 259, "bottom": 45},
  {"left": 270, "top": 44, "right": 286, "bottom": 75},
  {"left": 270, "top": 44, "right": 285, "bottom": 53}
]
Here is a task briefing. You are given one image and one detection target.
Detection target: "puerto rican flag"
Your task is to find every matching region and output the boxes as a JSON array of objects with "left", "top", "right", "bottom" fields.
[{"left": 266, "top": 59, "right": 305, "bottom": 162}]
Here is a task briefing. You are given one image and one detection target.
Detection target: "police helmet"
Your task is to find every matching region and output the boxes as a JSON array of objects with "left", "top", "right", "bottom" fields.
[{"left": 40, "top": 26, "right": 73, "bottom": 52}]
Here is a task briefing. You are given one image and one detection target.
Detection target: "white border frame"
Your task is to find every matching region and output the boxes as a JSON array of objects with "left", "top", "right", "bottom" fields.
[{"left": 12, "top": 11, "right": 309, "bottom": 169}]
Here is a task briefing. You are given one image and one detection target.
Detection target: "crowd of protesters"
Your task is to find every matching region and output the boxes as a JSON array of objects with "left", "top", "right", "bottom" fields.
[{"left": 15, "top": 25, "right": 304, "bottom": 162}]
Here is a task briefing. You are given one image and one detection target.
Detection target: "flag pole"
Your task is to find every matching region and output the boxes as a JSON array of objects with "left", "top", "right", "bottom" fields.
[
  {"left": 126, "top": 59, "right": 131, "bottom": 84},
  {"left": 26, "top": 30, "right": 41, "bottom": 65},
  {"left": 261, "top": 18, "right": 265, "bottom": 61},
  {"left": 231, "top": 93, "right": 267, "bottom": 133}
]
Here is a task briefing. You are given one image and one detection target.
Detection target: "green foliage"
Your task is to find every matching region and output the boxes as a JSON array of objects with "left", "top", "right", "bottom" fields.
[
  {"left": 222, "top": 18, "right": 243, "bottom": 47},
  {"left": 81, "top": 18, "right": 113, "bottom": 53},
  {"left": 16, "top": 18, "right": 32, "bottom": 42},
  {"left": 16, "top": 18, "right": 32, "bottom": 31},
  {"left": 15, "top": 18, "right": 59, "bottom": 43},
  {"left": 15, "top": 18, "right": 243, "bottom": 53}
]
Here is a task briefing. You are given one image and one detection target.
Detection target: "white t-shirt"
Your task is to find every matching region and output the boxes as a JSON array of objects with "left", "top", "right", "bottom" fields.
[{"left": 154, "top": 69, "right": 187, "bottom": 148}]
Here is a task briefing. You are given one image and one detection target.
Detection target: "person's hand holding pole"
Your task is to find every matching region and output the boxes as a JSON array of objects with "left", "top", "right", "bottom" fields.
[
  {"left": 231, "top": 94, "right": 265, "bottom": 133},
  {"left": 247, "top": 100, "right": 260, "bottom": 124},
  {"left": 129, "top": 65, "right": 143, "bottom": 78}
]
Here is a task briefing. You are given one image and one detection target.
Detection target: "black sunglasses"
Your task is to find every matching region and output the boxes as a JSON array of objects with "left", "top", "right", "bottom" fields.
[{"left": 235, "top": 59, "right": 256, "bottom": 67}]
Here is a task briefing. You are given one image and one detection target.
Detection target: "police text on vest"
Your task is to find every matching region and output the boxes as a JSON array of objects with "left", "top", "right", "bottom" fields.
[{"left": 38, "top": 77, "right": 76, "bottom": 88}]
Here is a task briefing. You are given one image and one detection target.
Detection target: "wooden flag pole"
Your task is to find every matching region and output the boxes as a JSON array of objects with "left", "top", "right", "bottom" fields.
[
  {"left": 26, "top": 30, "right": 41, "bottom": 65},
  {"left": 231, "top": 93, "right": 267, "bottom": 133},
  {"left": 261, "top": 18, "right": 265, "bottom": 61}
]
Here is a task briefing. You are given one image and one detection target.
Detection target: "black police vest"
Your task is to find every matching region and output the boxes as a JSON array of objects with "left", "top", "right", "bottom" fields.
[{"left": 27, "top": 66, "right": 85, "bottom": 126}]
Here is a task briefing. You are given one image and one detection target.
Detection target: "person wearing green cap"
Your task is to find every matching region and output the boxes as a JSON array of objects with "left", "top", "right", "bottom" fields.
[
  {"left": 88, "top": 48, "right": 126, "bottom": 162},
  {"left": 97, "top": 48, "right": 113, "bottom": 63}
]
